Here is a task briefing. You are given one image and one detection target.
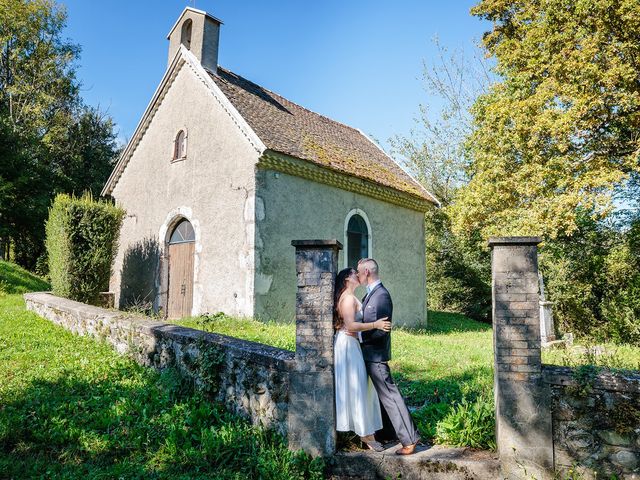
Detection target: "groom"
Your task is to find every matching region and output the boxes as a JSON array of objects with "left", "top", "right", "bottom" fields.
[{"left": 356, "top": 258, "right": 420, "bottom": 455}]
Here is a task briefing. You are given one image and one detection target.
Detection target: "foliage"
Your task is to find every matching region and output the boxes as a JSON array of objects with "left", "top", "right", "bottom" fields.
[
  {"left": 540, "top": 210, "right": 640, "bottom": 343},
  {"left": 0, "top": 258, "right": 49, "bottom": 294},
  {"left": 389, "top": 40, "right": 493, "bottom": 321},
  {"left": 451, "top": 0, "right": 640, "bottom": 240},
  {"left": 45, "top": 193, "right": 124, "bottom": 304},
  {"left": 424, "top": 209, "right": 491, "bottom": 321},
  {"left": 435, "top": 395, "right": 496, "bottom": 450},
  {"left": 0, "top": 0, "right": 120, "bottom": 269},
  {"left": 390, "top": 39, "right": 491, "bottom": 204}
]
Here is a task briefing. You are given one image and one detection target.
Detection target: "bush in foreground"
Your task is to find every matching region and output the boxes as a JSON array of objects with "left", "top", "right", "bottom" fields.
[{"left": 45, "top": 193, "right": 124, "bottom": 304}]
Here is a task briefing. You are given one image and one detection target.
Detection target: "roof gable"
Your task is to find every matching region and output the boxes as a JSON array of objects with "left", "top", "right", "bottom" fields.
[
  {"left": 101, "top": 46, "right": 265, "bottom": 196},
  {"left": 102, "top": 46, "right": 438, "bottom": 207}
]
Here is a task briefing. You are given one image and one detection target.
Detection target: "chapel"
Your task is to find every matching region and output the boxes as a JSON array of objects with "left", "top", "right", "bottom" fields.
[{"left": 102, "top": 8, "right": 438, "bottom": 324}]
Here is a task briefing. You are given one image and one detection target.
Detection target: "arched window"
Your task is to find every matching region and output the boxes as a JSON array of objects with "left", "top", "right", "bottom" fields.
[
  {"left": 345, "top": 211, "right": 371, "bottom": 268},
  {"left": 169, "top": 219, "right": 195, "bottom": 244},
  {"left": 180, "top": 19, "right": 193, "bottom": 50},
  {"left": 173, "top": 129, "right": 187, "bottom": 161}
]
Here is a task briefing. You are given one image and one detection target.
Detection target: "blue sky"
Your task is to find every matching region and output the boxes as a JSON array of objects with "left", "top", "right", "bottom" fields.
[{"left": 61, "top": 1, "right": 489, "bottom": 150}]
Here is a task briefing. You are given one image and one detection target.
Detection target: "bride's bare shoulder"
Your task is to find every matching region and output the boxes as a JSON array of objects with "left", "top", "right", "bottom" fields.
[{"left": 338, "top": 293, "right": 357, "bottom": 308}]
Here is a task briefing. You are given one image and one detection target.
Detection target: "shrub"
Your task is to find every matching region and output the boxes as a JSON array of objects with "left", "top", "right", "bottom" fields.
[
  {"left": 426, "top": 208, "right": 492, "bottom": 322},
  {"left": 45, "top": 193, "right": 124, "bottom": 304},
  {"left": 435, "top": 395, "right": 496, "bottom": 450}
]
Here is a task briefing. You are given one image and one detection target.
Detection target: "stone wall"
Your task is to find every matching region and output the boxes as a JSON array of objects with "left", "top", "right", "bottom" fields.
[
  {"left": 544, "top": 365, "right": 640, "bottom": 479},
  {"left": 491, "top": 237, "right": 640, "bottom": 480},
  {"left": 24, "top": 292, "right": 294, "bottom": 436}
]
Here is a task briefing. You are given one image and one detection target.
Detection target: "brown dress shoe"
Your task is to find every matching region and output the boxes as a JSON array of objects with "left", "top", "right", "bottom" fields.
[{"left": 395, "top": 442, "right": 417, "bottom": 455}]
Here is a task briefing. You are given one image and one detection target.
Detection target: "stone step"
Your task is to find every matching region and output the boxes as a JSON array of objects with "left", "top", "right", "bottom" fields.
[{"left": 328, "top": 443, "right": 500, "bottom": 480}]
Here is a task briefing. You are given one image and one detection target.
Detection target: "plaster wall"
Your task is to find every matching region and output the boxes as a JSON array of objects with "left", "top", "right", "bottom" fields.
[
  {"left": 109, "top": 62, "right": 259, "bottom": 318},
  {"left": 254, "top": 168, "right": 428, "bottom": 326}
]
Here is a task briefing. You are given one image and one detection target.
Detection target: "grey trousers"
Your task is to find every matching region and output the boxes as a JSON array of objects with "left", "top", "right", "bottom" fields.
[{"left": 365, "top": 361, "right": 420, "bottom": 446}]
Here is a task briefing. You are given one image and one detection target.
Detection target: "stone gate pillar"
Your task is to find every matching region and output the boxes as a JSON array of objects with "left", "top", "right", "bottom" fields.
[
  {"left": 489, "top": 237, "right": 554, "bottom": 479},
  {"left": 288, "top": 239, "right": 342, "bottom": 457}
]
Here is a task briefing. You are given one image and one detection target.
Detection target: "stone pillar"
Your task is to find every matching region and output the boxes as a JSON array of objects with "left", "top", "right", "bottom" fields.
[
  {"left": 288, "top": 239, "right": 342, "bottom": 457},
  {"left": 489, "top": 237, "right": 554, "bottom": 480}
]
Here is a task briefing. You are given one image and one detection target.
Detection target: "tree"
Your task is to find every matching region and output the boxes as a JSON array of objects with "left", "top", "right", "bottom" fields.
[
  {"left": 0, "top": 0, "right": 119, "bottom": 269},
  {"left": 451, "top": 0, "right": 640, "bottom": 239},
  {"left": 390, "top": 41, "right": 494, "bottom": 320}
]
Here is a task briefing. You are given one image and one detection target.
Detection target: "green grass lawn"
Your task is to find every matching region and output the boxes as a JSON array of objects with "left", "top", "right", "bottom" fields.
[
  {"left": 542, "top": 341, "right": 640, "bottom": 371},
  {"left": 176, "top": 308, "right": 640, "bottom": 450},
  {"left": 177, "top": 310, "right": 496, "bottom": 448},
  {"left": 0, "top": 263, "right": 322, "bottom": 479},
  {"left": 3, "top": 258, "right": 638, "bottom": 462}
]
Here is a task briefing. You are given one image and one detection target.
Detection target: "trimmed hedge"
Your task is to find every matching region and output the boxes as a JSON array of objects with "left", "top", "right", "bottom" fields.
[{"left": 45, "top": 193, "right": 124, "bottom": 304}]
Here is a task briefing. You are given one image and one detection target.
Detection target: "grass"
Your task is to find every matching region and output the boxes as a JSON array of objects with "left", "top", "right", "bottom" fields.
[
  {"left": 175, "top": 310, "right": 496, "bottom": 449},
  {"left": 542, "top": 342, "right": 640, "bottom": 372},
  {"left": 0, "top": 262, "right": 323, "bottom": 479},
  {"left": 179, "top": 313, "right": 297, "bottom": 351},
  {"left": 0, "top": 259, "right": 49, "bottom": 294},
  {"left": 4, "top": 258, "right": 638, "bottom": 458},
  {"left": 176, "top": 309, "right": 640, "bottom": 451}
]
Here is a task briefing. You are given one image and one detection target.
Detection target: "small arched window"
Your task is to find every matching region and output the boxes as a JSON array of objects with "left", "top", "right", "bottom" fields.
[
  {"left": 181, "top": 19, "right": 193, "bottom": 50},
  {"left": 173, "top": 129, "right": 187, "bottom": 161},
  {"left": 346, "top": 213, "right": 370, "bottom": 268}
]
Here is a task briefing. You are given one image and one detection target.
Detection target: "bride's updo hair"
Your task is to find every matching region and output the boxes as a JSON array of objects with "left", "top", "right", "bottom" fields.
[{"left": 333, "top": 267, "right": 356, "bottom": 331}]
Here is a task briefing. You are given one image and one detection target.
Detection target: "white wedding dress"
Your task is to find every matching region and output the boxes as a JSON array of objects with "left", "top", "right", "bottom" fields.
[{"left": 334, "top": 303, "right": 383, "bottom": 436}]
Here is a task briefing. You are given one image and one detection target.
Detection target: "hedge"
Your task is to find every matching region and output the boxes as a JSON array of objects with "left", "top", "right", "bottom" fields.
[{"left": 45, "top": 193, "right": 125, "bottom": 304}]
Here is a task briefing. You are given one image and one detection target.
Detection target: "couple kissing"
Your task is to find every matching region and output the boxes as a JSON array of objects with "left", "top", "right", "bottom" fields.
[{"left": 333, "top": 258, "right": 420, "bottom": 455}]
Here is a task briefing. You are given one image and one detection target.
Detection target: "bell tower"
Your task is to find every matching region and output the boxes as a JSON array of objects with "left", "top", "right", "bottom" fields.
[{"left": 167, "top": 7, "right": 222, "bottom": 74}]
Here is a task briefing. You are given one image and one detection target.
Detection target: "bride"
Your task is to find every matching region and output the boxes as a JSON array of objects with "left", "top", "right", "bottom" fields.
[{"left": 333, "top": 267, "right": 391, "bottom": 451}]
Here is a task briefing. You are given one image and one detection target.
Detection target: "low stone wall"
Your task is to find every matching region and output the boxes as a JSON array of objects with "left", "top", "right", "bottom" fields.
[
  {"left": 543, "top": 365, "right": 640, "bottom": 479},
  {"left": 24, "top": 292, "right": 294, "bottom": 437}
]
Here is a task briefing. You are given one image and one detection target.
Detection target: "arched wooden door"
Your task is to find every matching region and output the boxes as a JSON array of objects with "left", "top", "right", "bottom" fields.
[{"left": 167, "top": 219, "right": 195, "bottom": 319}]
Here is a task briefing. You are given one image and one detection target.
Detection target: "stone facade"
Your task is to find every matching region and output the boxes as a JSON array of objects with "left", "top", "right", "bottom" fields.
[
  {"left": 544, "top": 366, "right": 640, "bottom": 479},
  {"left": 24, "top": 292, "right": 293, "bottom": 436},
  {"left": 108, "top": 53, "right": 260, "bottom": 319}
]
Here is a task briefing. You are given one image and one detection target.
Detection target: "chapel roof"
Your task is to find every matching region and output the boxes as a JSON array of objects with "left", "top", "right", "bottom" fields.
[{"left": 210, "top": 67, "right": 438, "bottom": 205}]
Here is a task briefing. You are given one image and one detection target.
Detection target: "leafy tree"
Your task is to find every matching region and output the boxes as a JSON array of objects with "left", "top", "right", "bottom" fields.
[
  {"left": 451, "top": 0, "right": 640, "bottom": 239},
  {"left": 391, "top": 41, "right": 493, "bottom": 320},
  {"left": 0, "top": 0, "right": 119, "bottom": 269}
]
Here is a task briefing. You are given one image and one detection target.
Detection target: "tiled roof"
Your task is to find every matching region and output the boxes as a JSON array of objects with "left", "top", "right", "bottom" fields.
[{"left": 210, "top": 67, "right": 438, "bottom": 205}]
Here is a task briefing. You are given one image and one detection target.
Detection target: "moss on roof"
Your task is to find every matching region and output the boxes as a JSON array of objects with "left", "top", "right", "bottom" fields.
[{"left": 210, "top": 68, "right": 437, "bottom": 204}]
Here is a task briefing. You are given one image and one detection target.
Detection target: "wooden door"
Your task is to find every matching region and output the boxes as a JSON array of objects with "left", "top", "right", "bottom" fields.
[{"left": 167, "top": 241, "right": 195, "bottom": 319}]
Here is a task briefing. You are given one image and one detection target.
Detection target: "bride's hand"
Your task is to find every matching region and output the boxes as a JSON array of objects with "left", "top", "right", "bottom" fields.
[{"left": 374, "top": 317, "right": 392, "bottom": 332}]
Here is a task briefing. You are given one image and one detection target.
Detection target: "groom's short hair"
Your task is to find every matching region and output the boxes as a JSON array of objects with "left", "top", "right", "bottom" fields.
[{"left": 358, "top": 258, "right": 379, "bottom": 274}]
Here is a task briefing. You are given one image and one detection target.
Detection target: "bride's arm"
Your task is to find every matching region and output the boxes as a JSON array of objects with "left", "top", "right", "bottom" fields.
[{"left": 340, "top": 296, "right": 391, "bottom": 332}]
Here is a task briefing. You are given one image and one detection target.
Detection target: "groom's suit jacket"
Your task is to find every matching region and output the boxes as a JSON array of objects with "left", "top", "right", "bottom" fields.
[{"left": 360, "top": 282, "right": 392, "bottom": 363}]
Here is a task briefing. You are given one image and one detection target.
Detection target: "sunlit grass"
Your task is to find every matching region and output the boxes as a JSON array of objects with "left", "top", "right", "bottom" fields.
[
  {"left": 175, "top": 309, "right": 496, "bottom": 447},
  {"left": 0, "top": 260, "right": 323, "bottom": 479}
]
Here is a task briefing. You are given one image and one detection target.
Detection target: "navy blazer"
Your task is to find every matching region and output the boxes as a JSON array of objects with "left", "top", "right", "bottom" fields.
[{"left": 360, "top": 282, "right": 392, "bottom": 362}]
